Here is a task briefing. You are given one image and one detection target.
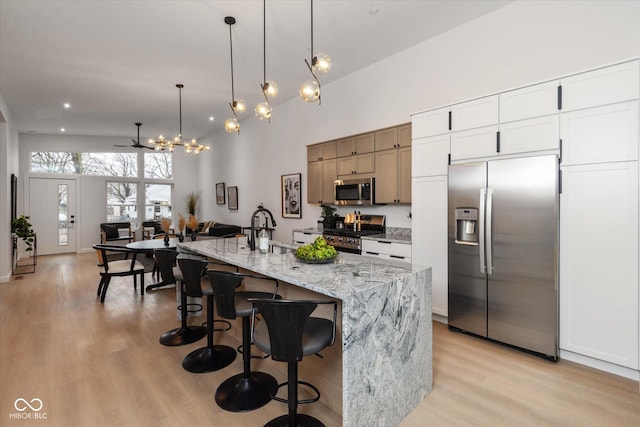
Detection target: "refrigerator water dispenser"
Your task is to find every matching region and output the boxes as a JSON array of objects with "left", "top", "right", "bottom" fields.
[{"left": 455, "top": 208, "right": 478, "bottom": 245}]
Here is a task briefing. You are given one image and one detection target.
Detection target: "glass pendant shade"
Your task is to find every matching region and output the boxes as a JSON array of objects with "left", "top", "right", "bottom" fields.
[
  {"left": 255, "top": 102, "right": 271, "bottom": 120},
  {"left": 312, "top": 53, "right": 331, "bottom": 74},
  {"left": 232, "top": 99, "right": 247, "bottom": 114},
  {"left": 263, "top": 81, "right": 278, "bottom": 98},
  {"left": 300, "top": 79, "right": 320, "bottom": 103},
  {"left": 225, "top": 117, "right": 240, "bottom": 133}
]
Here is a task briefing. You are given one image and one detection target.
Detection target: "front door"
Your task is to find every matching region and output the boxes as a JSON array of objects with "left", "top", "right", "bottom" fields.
[{"left": 29, "top": 177, "right": 77, "bottom": 255}]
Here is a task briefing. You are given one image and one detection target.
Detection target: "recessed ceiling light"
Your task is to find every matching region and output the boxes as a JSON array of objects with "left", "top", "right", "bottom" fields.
[
  {"left": 63, "top": 103, "right": 71, "bottom": 109},
  {"left": 60, "top": 128, "right": 66, "bottom": 132},
  {"left": 369, "top": 7, "right": 379, "bottom": 15},
  {"left": 209, "top": 116, "right": 214, "bottom": 121}
]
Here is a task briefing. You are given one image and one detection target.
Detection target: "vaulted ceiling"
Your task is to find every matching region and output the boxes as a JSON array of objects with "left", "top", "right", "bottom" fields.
[{"left": 0, "top": 0, "right": 512, "bottom": 142}]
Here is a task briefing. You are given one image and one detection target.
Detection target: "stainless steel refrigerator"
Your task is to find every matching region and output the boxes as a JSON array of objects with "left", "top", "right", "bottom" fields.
[{"left": 448, "top": 155, "right": 559, "bottom": 359}]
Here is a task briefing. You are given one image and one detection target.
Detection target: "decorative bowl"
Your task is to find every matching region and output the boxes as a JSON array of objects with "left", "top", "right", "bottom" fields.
[{"left": 294, "top": 254, "right": 338, "bottom": 264}]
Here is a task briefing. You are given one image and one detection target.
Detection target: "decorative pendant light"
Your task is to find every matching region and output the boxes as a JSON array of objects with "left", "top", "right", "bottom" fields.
[
  {"left": 150, "top": 84, "right": 210, "bottom": 154},
  {"left": 255, "top": 0, "right": 277, "bottom": 122},
  {"left": 224, "top": 16, "right": 243, "bottom": 134},
  {"left": 300, "top": 0, "right": 331, "bottom": 104}
]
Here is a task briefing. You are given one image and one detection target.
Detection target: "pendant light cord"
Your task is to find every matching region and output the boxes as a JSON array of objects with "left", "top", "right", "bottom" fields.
[
  {"left": 178, "top": 85, "right": 183, "bottom": 138},
  {"left": 263, "top": 0, "right": 266, "bottom": 84},
  {"left": 229, "top": 21, "right": 235, "bottom": 103},
  {"left": 310, "top": 0, "right": 314, "bottom": 62}
]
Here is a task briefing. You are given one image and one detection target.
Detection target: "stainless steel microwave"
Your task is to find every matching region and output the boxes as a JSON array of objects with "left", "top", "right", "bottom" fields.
[{"left": 334, "top": 178, "right": 374, "bottom": 206}]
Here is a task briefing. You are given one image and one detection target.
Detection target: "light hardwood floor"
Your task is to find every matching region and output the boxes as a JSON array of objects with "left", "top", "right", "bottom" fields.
[{"left": 1, "top": 253, "right": 638, "bottom": 426}]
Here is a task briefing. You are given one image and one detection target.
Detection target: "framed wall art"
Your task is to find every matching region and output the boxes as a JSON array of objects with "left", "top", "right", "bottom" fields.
[
  {"left": 228, "top": 186, "right": 238, "bottom": 211},
  {"left": 216, "top": 182, "right": 225, "bottom": 205},
  {"left": 281, "top": 173, "right": 302, "bottom": 219}
]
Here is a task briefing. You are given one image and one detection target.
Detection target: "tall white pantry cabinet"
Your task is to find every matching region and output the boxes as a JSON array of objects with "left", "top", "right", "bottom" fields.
[{"left": 411, "top": 59, "right": 640, "bottom": 379}]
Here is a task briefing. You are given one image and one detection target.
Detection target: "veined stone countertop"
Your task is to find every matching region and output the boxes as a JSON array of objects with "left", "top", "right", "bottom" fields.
[
  {"left": 293, "top": 226, "right": 412, "bottom": 244},
  {"left": 177, "top": 237, "right": 431, "bottom": 427}
]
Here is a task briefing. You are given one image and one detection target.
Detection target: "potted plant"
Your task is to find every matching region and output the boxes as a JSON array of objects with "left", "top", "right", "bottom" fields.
[
  {"left": 186, "top": 191, "right": 200, "bottom": 216},
  {"left": 12, "top": 215, "right": 35, "bottom": 252},
  {"left": 320, "top": 204, "right": 339, "bottom": 229}
]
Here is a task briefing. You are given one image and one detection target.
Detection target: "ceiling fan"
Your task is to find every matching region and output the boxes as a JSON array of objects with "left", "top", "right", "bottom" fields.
[{"left": 115, "top": 122, "right": 154, "bottom": 150}]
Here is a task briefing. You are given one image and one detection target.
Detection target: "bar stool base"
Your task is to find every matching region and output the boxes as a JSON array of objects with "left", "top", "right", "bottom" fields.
[
  {"left": 215, "top": 372, "right": 277, "bottom": 412},
  {"left": 159, "top": 326, "right": 207, "bottom": 346},
  {"left": 265, "top": 414, "right": 325, "bottom": 427},
  {"left": 182, "top": 345, "right": 236, "bottom": 373}
]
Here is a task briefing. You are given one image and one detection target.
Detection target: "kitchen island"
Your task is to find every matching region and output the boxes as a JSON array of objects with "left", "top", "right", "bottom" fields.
[{"left": 178, "top": 238, "right": 432, "bottom": 426}]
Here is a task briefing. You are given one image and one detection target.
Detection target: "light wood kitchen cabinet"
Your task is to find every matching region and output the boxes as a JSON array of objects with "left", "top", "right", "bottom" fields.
[
  {"left": 450, "top": 94, "right": 498, "bottom": 131},
  {"left": 337, "top": 153, "right": 375, "bottom": 176},
  {"left": 307, "top": 159, "right": 336, "bottom": 204},
  {"left": 397, "top": 124, "right": 412, "bottom": 147},
  {"left": 561, "top": 60, "right": 639, "bottom": 112},
  {"left": 374, "top": 127, "right": 398, "bottom": 151},
  {"left": 337, "top": 133, "right": 375, "bottom": 157},
  {"left": 560, "top": 161, "right": 639, "bottom": 369},
  {"left": 307, "top": 140, "right": 337, "bottom": 162},
  {"left": 375, "top": 146, "right": 411, "bottom": 204},
  {"left": 412, "top": 106, "right": 450, "bottom": 138}
]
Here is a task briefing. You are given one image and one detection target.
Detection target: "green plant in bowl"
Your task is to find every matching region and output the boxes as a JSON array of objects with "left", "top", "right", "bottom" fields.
[{"left": 295, "top": 236, "right": 338, "bottom": 263}]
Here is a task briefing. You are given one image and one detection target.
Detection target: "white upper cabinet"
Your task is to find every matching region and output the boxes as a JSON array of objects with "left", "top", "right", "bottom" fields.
[
  {"left": 450, "top": 125, "right": 498, "bottom": 161},
  {"left": 561, "top": 60, "right": 640, "bottom": 112},
  {"left": 450, "top": 95, "right": 499, "bottom": 132},
  {"left": 499, "top": 80, "right": 560, "bottom": 123},
  {"left": 499, "top": 115, "right": 560, "bottom": 155},
  {"left": 412, "top": 134, "right": 450, "bottom": 177},
  {"left": 561, "top": 101, "right": 639, "bottom": 165},
  {"left": 412, "top": 106, "right": 450, "bottom": 138}
]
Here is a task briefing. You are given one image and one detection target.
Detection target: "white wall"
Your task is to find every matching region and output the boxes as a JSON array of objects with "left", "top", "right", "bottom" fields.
[
  {"left": 18, "top": 133, "right": 198, "bottom": 252},
  {"left": 198, "top": 0, "right": 640, "bottom": 243},
  {"left": 0, "top": 93, "right": 20, "bottom": 283}
]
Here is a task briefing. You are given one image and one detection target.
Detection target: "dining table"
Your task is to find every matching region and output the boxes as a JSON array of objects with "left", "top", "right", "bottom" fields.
[{"left": 126, "top": 237, "right": 179, "bottom": 291}]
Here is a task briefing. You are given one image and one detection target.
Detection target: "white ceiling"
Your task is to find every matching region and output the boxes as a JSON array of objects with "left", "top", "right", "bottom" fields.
[{"left": 0, "top": 0, "right": 511, "bottom": 143}]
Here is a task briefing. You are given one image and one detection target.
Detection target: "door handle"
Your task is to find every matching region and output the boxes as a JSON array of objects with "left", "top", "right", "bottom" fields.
[
  {"left": 479, "top": 188, "right": 486, "bottom": 274},
  {"left": 486, "top": 188, "right": 494, "bottom": 275}
]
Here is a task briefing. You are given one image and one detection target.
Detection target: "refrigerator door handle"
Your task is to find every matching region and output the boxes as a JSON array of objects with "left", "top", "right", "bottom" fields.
[
  {"left": 486, "top": 187, "right": 494, "bottom": 275},
  {"left": 479, "top": 188, "right": 486, "bottom": 274}
]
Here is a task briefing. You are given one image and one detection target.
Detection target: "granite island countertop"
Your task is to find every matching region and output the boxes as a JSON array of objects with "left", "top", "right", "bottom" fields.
[{"left": 177, "top": 237, "right": 431, "bottom": 427}]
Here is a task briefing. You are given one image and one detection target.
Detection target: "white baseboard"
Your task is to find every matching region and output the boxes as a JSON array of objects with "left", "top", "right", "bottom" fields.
[
  {"left": 560, "top": 349, "right": 639, "bottom": 382},
  {"left": 0, "top": 273, "right": 11, "bottom": 283}
]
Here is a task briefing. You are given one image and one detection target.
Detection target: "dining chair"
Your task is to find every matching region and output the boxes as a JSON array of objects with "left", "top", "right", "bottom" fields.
[{"left": 93, "top": 244, "right": 146, "bottom": 303}]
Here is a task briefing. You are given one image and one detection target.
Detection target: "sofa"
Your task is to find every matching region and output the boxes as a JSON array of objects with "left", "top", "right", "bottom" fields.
[{"left": 185, "top": 221, "right": 242, "bottom": 238}]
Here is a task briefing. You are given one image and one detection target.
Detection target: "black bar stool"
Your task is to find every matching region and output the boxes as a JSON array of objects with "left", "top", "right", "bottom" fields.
[
  {"left": 156, "top": 249, "right": 207, "bottom": 346},
  {"left": 210, "top": 270, "right": 281, "bottom": 412},
  {"left": 250, "top": 298, "right": 337, "bottom": 427},
  {"left": 179, "top": 256, "right": 236, "bottom": 373}
]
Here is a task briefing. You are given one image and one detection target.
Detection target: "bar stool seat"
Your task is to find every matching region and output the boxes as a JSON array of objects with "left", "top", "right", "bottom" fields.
[{"left": 250, "top": 298, "right": 337, "bottom": 427}]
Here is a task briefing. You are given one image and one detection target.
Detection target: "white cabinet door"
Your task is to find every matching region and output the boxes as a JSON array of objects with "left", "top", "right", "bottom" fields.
[
  {"left": 499, "top": 114, "right": 560, "bottom": 155},
  {"left": 451, "top": 95, "right": 499, "bottom": 132},
  {"left": 560, "top": 161, "right": 639, "bottom": 369},
  {"left": 561, "top": 60, "right": 640, "bottom": 112},
  {"left": 412, "top": 134, "right": 450, "bottom": 177},
  {"left": 561, "top": 101, "right": 639, "bottom": 165},
  {"left": 412, "top": 175, "right": 448, "bottom": 317},
  {"left": 450, "top": 125, "right": 498, "bottom": 161},
  {"left": 362, "top": 239, "right": 411, "bottom": 261},
  {"left": 499, "top": 80, "right": 560, "bottom": 123},
  {"left": 293, "top": 231, "right": 321, "bottom": 244},
  {"left": 412, "top": 106, "right": 450, "bottom": 138}
]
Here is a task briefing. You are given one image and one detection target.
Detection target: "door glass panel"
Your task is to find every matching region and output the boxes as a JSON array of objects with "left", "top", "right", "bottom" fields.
[{"left": 58, "top": 184, "right": 68, "bottom": 245}]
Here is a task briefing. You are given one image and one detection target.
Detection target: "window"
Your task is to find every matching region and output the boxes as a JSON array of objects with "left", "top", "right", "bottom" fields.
[
  {"left": 144, "top": 152, "right": 172, "bottom": 179},
  {"left": 106, "top": 182, "right": 138, "bottom": 226},
  {"left": 31, "top": 152, "right": 138, "bottom": 177},
  {"left": 145, "top": 184, "right": 172, "bottom": 221}
]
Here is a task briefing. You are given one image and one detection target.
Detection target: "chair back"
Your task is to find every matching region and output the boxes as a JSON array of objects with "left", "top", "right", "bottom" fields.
[
  {"left": 252, "top": 299, "right": 318, "bottom": 363},
  {"left": 93, "top": 244, "right": 139, "bottom": 272},
  {"left": 177, "top": 255, "right": 207, "bottom": 298},
  {"left": 154, "top": 248, "right": 179, "bottom": 284},
  {"left": 207, "top": 270, "right": 244, "bottom": 320}
]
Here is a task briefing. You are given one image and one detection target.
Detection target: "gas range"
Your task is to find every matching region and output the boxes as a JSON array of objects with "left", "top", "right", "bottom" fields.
[{"left": 322, "top": 214, "right": 385, "bottom": 254}]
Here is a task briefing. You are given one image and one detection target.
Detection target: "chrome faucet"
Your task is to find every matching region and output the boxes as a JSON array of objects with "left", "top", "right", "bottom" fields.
[{"left": 248, "top": 204, "right": 277, "bottom": 251}]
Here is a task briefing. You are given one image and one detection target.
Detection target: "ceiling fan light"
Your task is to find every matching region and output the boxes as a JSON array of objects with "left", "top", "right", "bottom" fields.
[
  {"left": 263, "top": 81, "right": 278, "bottom": 98},
  {"left": 312, "top": 53, "right": 331, "bottom": 74},
  {"left": 300, "top": 80, "right": 320, "bottom": 103},
  {"left": 255, "top": 102, "right": 271, "bottom": 120},
  {"left": 225, "top": 117, "right": 240, "bottom": 133}
]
